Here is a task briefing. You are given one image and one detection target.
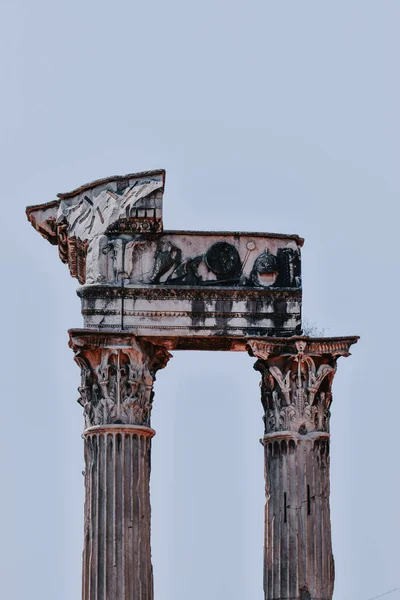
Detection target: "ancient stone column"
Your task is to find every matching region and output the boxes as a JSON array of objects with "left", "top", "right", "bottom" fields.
[
  {"left": 26, "top": 168, "right": 359, "bottom": 597},
  {"left": 70, "top": 331, "right": 171, "bottom": 600},
  {"left": 248, "top": 337, "right": 358, "bottom": 600}
]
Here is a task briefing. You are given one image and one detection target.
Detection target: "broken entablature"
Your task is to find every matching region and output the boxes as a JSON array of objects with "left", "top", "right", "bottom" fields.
[{"left": 26, "top": 169, "right": 303, "bottom": 340}]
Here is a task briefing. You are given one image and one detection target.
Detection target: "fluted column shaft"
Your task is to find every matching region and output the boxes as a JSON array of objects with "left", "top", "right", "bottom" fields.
[
  {"left": 248, "top": 337, "right": 356, "bottom": 600},
  {"left": 69, "top": 332, "right": 172, "bottom": 600},
  {"left": 83, "top": 426, "right": 154, "bottom": 600},
  {"left": 263, "top": 433, "right": 333, "bottom": 600}
]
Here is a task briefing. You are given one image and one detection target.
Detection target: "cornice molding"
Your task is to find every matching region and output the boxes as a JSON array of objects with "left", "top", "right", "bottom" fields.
[
  {"left": 247, "top": 336, "right": 359, "bottom": 359},
  {"left": 78, "top": 284, "right": 302, "bottom": 301}
]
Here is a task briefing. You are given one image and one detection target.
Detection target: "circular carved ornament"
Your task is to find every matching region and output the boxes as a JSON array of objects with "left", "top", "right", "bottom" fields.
[{"left": 204, "top": 242, "right": 241, "bottom": 279}]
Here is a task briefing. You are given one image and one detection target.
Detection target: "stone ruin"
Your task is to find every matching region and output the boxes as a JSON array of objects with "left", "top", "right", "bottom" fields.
[{"left": 27, "top": 169, "right": 358, "bottom": 600}]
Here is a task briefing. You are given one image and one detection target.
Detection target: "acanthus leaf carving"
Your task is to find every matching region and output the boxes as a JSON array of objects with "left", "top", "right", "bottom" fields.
[
  {"left": 250, "top": 338, "right": 345, "bottom": 436},
  {"left": 308, "top": 363, "right": 335, "bottom": 403},
  {"left": 71, "top": 337, "right": 172, "bottom": 429},
  {"left": 268, "top": 366, "right": 291, "bottom": 405}
]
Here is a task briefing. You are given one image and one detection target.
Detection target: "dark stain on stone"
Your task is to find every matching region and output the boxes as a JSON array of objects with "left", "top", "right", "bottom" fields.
[
  {"left": 215, "top": 298, "right": 233, "bottom": 332},
  {"left": 175, "top": 337, "right": 237, "bottom": 351},
  {"left": 272, "top": 298, "right": 288, "bottom": 330},
  {"left": 300, "top": 586, "right": 311, "bottom": 600},
  {"left": 85, "top": 297, "right": 96, "bottom": 311},
  {"left": 191, "top": 299, "right": 205, "bottom": 327},
  {"left": 298, "top": 424, "right": 308, "bottom": 435},
  {"left": 245, "top": 297, "right": 271, "bottom": 324}
]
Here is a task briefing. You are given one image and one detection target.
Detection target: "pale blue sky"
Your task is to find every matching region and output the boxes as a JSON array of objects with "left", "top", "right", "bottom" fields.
[{"left": 1, "top": 1, "right": 400, "bottom": 599}]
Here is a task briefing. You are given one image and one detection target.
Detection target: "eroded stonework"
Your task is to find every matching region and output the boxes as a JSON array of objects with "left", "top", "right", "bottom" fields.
[
  {"left": 248, "top": 337, "right": 357, "bottom": 600},
  {"left": 248, "top": 339, "right": 353, "bottom": 436},
  {"left": 70, "top": 332, "right": 171, "bottom": 429},
  {"left": 26, "top": 170, "right": 304, "bottom": 337},
  {"left": 26, "top": 170, "right": 165, "bottom": 283},
  {"left": 26, "top": 168, "right": 358, "bottom": 600},
  {"left": 84, "top": 232, "right": 301, "bottom": 288}
]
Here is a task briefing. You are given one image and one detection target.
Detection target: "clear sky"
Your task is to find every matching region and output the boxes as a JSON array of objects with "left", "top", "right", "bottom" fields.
[{"left": 1, "top": 1, "right": 400, "bottom": 599}]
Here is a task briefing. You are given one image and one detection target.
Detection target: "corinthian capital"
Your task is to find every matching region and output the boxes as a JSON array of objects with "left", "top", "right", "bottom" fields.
[
  {"left": 248, "top": 336, "right": 358, "bottom": 436},
  {"left": 69, "top": 331, "right": 172, "bottom": 430}
]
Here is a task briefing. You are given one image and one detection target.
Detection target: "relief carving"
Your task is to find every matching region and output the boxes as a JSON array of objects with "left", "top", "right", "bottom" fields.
[
  {"left": 85, "top": 235, "right": 302, "bottom": 289},
  {"left": 276, "top": 247, "right": 302, "bottom": 287},
  {"left": 250, "top": 250, "right": 278, "bottom": 287},
  {"left": 150, "top": 241, "right": 183, "bottom": 283},
  {"left": 71, "top": 339, "right": 171, "bottom": 429},
  {"left": 85, "top": 235, "right": 109, "bottom": 284}
]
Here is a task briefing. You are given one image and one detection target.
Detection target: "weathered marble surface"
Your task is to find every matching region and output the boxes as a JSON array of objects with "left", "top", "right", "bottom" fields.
[
  {"left": 85, "top": 231, "right": 301, "bottom": 287},
  {"left": 79, "top": 286, "right": 301, "bottom": 339},
  {"left": 58, "top": 173, "right": 164, "bottom": 239},
  {"left": 79, "top": 229, "right": 303, "bottom": 338},
  {"left": 27, "top": 170, "right": 303, "bottom": 337},
  {"left": 26, "top": 170, "right": 165, "bottom": 283},
  {"left": 83, "top": 428, "right": 154, "bottom": 600},
  {"left": 248, "top": 338, "right": 355, "bottom": 436},
  {"left": 70, "top": 331, "right": 172, "bottom": 429},
  {"left": 249, "top": 337, "right": 358, "bottom": 600},
  {"left": 26, "top": 170, "right": 359, "bottom": 600},
  {"left": 73, "top": 332, "right": 171, "bottom": 600},
  {"left": 29, "top": 169, "right": 165, "bottom": 240},
  {"left": 81, "top": 230, "right": 302, "bottom": 337}
]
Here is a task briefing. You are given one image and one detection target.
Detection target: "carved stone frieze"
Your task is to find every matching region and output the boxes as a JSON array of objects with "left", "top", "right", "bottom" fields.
[
  {"left": 248, "top": 337, "right": 358, "bottom": 436},
  {"left": 84, "top": 232, "right": 302, "bottom": 288},
  {"left": 69, "top": 333, "right": 171, "bottom": 429}
]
